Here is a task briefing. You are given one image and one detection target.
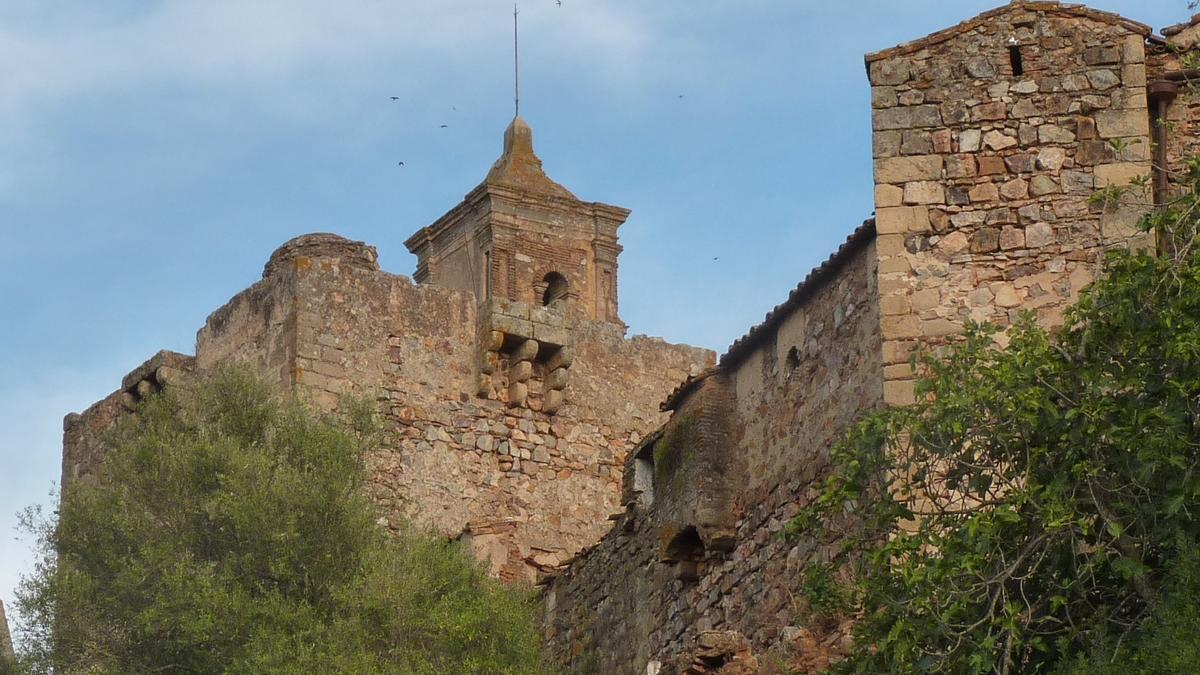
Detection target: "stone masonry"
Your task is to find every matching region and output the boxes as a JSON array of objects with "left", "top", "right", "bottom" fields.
[
  {"left": 543, "top": 3, "right": 1200, "bottom": 673},
  {"left": 63, "top": 119, "right": 713, "bottom": 585},
  {"left": 59, "top": 2, "right": 1200, "bottom": 673}
]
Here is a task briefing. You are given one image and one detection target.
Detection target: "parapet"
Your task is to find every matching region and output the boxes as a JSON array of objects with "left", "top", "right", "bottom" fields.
[{"left": 263, "top": 233, "right": 379, "bottom": 279}]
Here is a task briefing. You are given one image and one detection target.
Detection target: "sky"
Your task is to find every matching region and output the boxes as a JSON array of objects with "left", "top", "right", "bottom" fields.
[{"left": 0, "top": 0, "right": 1182, "bottom": 643}]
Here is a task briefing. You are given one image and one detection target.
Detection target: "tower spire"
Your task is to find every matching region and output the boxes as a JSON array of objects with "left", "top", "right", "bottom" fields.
[{"left": 513, "top": 4, "right": 520, "bottom": 119}]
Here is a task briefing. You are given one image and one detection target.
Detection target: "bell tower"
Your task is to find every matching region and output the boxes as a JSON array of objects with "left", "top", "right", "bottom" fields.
[
  {"left": 405, "top": 117, "right": 627, "bottom": 324},
  {"left": 405, "top": 118, "right": 631, "bottom": 412}
]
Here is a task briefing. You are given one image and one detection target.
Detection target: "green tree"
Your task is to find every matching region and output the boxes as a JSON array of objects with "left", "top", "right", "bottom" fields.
[
  {"left": 12, "top": 369, "right": 547, "bottom": 674},
  {"left": 791, "top": 160, "right": 1200, "bottom": 673}
]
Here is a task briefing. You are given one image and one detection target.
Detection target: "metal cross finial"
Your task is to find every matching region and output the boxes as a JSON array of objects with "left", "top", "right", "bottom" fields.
[{"left": 513, "top": 4, "right": 520, "bottom": 118}]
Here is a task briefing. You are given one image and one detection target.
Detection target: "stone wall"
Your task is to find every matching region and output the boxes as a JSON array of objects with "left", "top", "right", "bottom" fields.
[
  {"left": 544, "top": 232, "right": 882, "bottom": 673},
  {"left": 61, "top": 350, "right": 194, "bottom": 491},
  {"left": 867, "top": 2, "right": 1154, "bottom": 407},
  {"left": 64, "top": 232, "right": 712, "bottom": 586},
  {"left": 1149, "top": 21, "right": 1200, "bottom": 203},
  {"left": 276, "top": 238, "right": 711, "bottom": 581}
]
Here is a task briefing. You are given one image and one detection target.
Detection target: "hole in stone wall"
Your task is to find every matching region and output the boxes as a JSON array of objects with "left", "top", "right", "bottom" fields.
[
  {"left": 666, "top": 526, "right": 706, "bottom": 562},
  {"left": 542, "top": 272, "right": 568, "bottom": 306},
  {"left": 633, "top": 445, "right": 655, "bottom": 508},
  {"left": 1008, "top": 46, "right": 1024, "bottom": 76},
  {"left": 785, "top": 346, "right": 800, "bottom": 372}
]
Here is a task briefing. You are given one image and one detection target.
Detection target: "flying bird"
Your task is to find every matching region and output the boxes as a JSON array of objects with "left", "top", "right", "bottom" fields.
[
  {"left": 398, "top": 161, "right": 405, "bottom": 166},
  {"left": 390, "top": 96, "right": 400, "bottom": 101},
  {"left": 440, "top": 124, "right": 449, "bottom": 128},
  {"left": 556, "top": 0, "right": 562, "bottom": 5}
]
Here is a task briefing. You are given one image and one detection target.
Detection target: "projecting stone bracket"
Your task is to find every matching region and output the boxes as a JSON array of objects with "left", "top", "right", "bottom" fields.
[
  {"left": 118, "top": 350, "right": 195, "bottom": 411},
  {"left": 475, "top": 299, "right": 574, "bottom": 415}
]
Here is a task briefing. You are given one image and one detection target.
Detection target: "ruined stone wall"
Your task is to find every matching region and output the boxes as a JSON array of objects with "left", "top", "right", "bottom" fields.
[
  {"left": 868, "top": 3, "right": 1154, "bottom": 407},
  {"left": 544, "top": 236, "right": 882, "bottom": 674}
]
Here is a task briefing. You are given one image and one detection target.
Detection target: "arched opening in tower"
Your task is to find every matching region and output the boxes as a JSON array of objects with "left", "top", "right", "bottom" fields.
[{"left": 542, "top": 272, "right": 568, "bottom": 306}]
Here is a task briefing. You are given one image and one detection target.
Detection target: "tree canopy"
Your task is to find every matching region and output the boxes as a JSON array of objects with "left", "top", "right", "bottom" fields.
[
  {"left": 792, "top": 161, "right": 1200, "bottom": 673},
  {"left": 11, "top": 369, "right": 546, "bottom": 674}
]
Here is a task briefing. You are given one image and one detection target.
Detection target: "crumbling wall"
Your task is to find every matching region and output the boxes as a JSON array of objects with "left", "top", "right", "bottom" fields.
[
  {"left": 867, "top": 3, "right": 1154, "bottom": 407},
  {"left": 544, "top": 235, "right": 882, "bottom": 673}
]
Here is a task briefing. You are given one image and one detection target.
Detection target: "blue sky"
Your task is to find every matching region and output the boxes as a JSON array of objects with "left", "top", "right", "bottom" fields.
[{"left": 0, "top": 0, "right": 1181, "bottom": 638}]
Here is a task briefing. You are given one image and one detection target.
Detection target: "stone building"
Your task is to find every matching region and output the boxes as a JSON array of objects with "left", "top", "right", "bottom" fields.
[
  {"left": 59, "top": 1, "right": 1200, "bottom": 673},
  {"left": 542, "top": 3, "right": 1200, "bottom": 672},
  {"left": 62, "top": 116, "right": 713, "bottom": 585}
]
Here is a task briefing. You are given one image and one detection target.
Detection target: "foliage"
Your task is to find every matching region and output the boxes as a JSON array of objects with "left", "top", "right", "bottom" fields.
[
  {"left": 791, "top": 160, "right": 1200, "bottom": 673},
  {"left": 13, "top": 368, "right": 547, "bottom": 674}
]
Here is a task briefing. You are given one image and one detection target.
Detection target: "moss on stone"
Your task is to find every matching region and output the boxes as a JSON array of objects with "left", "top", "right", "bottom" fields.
[{"left": 653, "top": 411, "right": 699, "bottom": 485}]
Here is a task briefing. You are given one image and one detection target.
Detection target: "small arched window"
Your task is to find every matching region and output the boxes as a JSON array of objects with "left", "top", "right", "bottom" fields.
[{"left": 542, "top": 272, "right": 568, "bottom": 306}]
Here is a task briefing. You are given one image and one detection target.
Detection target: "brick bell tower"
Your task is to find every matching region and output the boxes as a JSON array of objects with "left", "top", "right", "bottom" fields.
[{"left": 405, "top": 117, "right": 631, "bottom": 413}]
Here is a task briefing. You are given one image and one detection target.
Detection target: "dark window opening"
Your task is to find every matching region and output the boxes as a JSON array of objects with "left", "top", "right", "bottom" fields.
[
  {"left": 632, "top": 445, "right": 655, "bottom": 508},
  {"left": 786, "top": 346, "right": 801, "bottom": 371},
  {"left": 666, "top": 526, "right": 705, "bottom": 561},
  {"left": 1008, "top": 46, "right": 1024, "bottom": 77},
  {"left": 542, "top": 272, "right": 568, "bottom": 306}
]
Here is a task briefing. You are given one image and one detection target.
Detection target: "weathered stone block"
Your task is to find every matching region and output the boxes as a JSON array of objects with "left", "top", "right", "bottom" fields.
[
  {"left": 546, "top": 367, "right": 569, "bottom": 391},
  {"left": 1025, "top": 222, "right": 1055, "bottom": 248},
  {"left": 969, "top": 182, "right": 1000, "bottom": 202},
  {"left": 973, "top": 101, "right": 1007, "bottom": 122},
  {"left": 875, "top": 184, "right": 904, "bottom": 207},
  {"left": 512, "top": 338, "right": 540, "bottom": 361},
  {"left": 1000, "top": 178, "right": 1028, "bottom": 200},
  {"left": 1086, "top": 69, "right": 1120, "bottom": 90},
  {"left": 874, "top": 131, "right": 902, "bottom": 158},
  {"left": 873, "top": 105, "right": 942, "bottom": 131},
  {"left": 869, "top": 58, "right": 910, "bottom": 85},
  {"left": 533, "top": 323, "right": 572, "bottom": 347},
  {"left": 881, "top": 315, "right": 921, "bottom": 339},
  {"left": 545, "top": 345, "right": 574, "bottom": 371},
  {"left": 1094, "top": 162, "right": 1149, "bottom": 188},
  {"left": 511, "top": 360, "right": 533, "bottom": 382},
  {"left": 1038, "top": 124, "right": 1075, "bottom": 144},
  {"left": 876, "top": 206, "right": 931, "bottom": 234},
  {"left": 903, "top": 181, "right": 945, "bottom": 205},
  {"left": 875, "top": 155, "right": 943, "bottom": 183},
  {"left": 507, "top": 381, "right": 528, "bottom": 407},
  {"left": 884, "top": 379, "right": 916, "bottom": 406},
  {"left": 946, "top": 155, "right": 977, "bottom": 178},
  {"left": 901, "top": 130, "right": 934, "bottom": 155},
  {"left": 1095, "top": 110, "right": 1147, "bottom": 139},
  {"left": 959, "top": 129, "right": 982, "bottom": 152},
  {"left": 1000, "top": 226, "right": 1025, "bottom": 250},
  {"left": 970, "top": 228, "right": 1000, "bottom": 253},
  {"left": 1036, "top": 147, "right": 1066, "bottom": 172},
  {"left": 978, "top": 156, "right": 1007, "bottom": 176},
  {"left": 1030, "top": 175, "right": 1059, "bottom": 196}
]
